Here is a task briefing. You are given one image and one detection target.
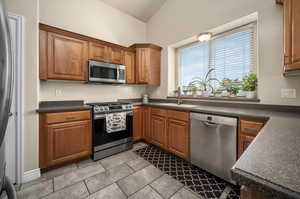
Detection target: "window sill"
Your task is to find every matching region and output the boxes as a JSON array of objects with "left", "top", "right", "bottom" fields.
[{"left": 167, "top": 96, "right": 260, "bottom": 103}]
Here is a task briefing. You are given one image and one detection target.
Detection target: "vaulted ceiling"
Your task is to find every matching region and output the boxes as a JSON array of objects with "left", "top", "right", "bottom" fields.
[{"left": 99, "top": 0, "right": 167, "bottom": 22}]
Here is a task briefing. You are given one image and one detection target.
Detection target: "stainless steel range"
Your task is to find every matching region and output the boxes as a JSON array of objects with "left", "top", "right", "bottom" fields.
[{"left": 88, "top": 102, "right": 133, "bottom": 161}]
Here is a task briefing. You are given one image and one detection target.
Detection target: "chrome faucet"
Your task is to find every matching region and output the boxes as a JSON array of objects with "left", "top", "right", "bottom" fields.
[{"left": 177, "top": 86, "right": 183, "bottom": 105}]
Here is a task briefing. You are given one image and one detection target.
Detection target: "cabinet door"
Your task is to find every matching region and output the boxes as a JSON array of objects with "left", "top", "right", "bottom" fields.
[
  {"left": 88, "top": 42, "right": 108, "bottom": 62},
  {"left": 167, "top": 119, "right": 189, "bottom": 160},
  {"left": 47, "top": 120, "right": 91, "bottom": 166},
  {"left": 136, "top": 48, "right": 149, "bottom": 84},
  {"left": 143, "top": 107, "right": 151, "bottom": 142},
  {"left": 133, "top": 106, "right": 143, "bottom": 141},
  {"left": 151, "top": 115, "right": 167, "bottom": 149},
  {"left": 47, "top": 33, "right": 88, "bottom": 81},
  {"left": 284, "top": 0, "right": 300, "bottom": 72},
  {"left": 240, "top": 186, "right": 270, "bottom": 199},
  {"left": 108, "top": 47, "right": 124, "bottom": 65},
  {"left": 124, "top": 51, "right": 136, "bottom": 84},
  {"left": 148, "top": 48, "right": 161, "bottom": 85},
  {"left": 238, "top": 134, "right": 255, "bottom": 158}
]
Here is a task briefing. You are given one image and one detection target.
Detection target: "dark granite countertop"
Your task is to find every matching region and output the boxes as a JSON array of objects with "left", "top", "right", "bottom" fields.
[
  {"left": 37, "top": 101, "right": 92, "bottom": 113},
  {"left": 121, "top": 99, "right": 300, "bottom": 199}
]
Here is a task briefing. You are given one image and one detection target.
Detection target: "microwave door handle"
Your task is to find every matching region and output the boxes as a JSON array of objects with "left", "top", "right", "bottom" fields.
[{"left": 117, "top": 67, "right": 120, "bottom": 80}]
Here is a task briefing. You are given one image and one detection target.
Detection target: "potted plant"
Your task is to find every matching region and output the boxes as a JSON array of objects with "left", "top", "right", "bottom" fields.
[
  {"left": 188, "top": 68, "right": 219, "bottom": 97},
  {"left": 242, "top": 73, "right": 258, "bottom": 99},
  {"left": 221, "top": 78, "right": 240, "bottom": 97},
  {"left": 213, "top": 89, "right": 223, "bottom": 97},
  {"left": 189, "top": 85, "right": 198, "bottom": 97},
  {"left": 182, "top": 86, "right": 189, "bottom": 96}
]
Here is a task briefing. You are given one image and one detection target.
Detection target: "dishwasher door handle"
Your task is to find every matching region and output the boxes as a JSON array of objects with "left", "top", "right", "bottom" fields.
[{"left": 202, "top": 121, "right": 218, "bottom": 127}]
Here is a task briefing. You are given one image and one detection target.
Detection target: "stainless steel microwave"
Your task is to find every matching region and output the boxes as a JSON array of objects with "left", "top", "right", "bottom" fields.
[{"left": 88, "top": 60, "right": 126, "bottom": 84}]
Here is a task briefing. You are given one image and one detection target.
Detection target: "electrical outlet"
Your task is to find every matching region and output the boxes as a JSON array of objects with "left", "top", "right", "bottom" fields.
[
  {"left": 55, "top": 89, "right": 62, "bottom": 96},
  {"left": 281, "top": 88, "right": 296, "bottom": 99}
]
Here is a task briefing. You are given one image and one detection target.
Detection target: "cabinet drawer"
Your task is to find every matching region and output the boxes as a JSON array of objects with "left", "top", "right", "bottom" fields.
[
  {"left": 240, "top": 120, "right": 264, "bottom": 136},
  {"left": 167, "top": 110, "right": 189, "bottom": 121},
  {"left": 151, "top": 107, "right": 167, "bottom": 117},
  {"left": 46, "top": 110, "right": 91, "bottom": 124}
]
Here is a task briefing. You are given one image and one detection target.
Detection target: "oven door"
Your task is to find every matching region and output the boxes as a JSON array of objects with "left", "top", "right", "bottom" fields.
[
  {"left": 92, "top": 112, "right": 133, "bottom": 150},
  {"left": 89, "top": 60, "right": 119, "bottom": 83}
]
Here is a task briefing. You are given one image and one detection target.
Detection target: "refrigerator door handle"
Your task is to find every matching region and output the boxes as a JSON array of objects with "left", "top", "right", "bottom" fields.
[{"left": 0, "top": 0, "right": 13, "bottom": 147}]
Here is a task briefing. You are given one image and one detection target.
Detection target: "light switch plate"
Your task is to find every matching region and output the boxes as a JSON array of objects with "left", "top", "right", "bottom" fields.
[{"left": 281, "top": 88, "right": 296, "bottom": 98}]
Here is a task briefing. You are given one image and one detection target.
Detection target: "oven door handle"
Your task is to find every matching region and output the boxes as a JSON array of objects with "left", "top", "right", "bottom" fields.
[{"left": 94, "top": 111, "right": 133, "bottom": 120}]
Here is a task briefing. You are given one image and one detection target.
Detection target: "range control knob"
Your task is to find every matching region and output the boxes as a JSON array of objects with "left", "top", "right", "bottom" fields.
[{"left": 94, "top": 106, "right": 101, "bottom": 113}]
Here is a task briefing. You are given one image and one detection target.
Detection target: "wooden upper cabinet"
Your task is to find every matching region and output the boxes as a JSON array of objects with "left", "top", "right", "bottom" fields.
[
  {"left": 124, "top": 50, "right": 136, "bottom": 84},
  {"left": 282, "top": 0, "right": 300, "bottom": 73},
  {"left": 39, "top": 24, "right": 162, "bottom": 83},
  {"left": 47, "top": 32, "right": 88, "bottom": 81},
  {"left": 88, "top": 43, "right": 124, "bottom": 64},
  {"left": 108, "top": 47, "right": 124, "bottom": 65},
  {"left": 136, "top": 48, "right": 150, "bottom": 84},
  {"left": 88, "top": 42, "right": 108, "bottom": 62},
  {"left": 131, "top": 44, "right": 162, "bottom": 85}
]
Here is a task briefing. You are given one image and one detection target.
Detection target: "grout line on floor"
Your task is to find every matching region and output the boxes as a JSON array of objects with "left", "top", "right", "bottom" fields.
[
  {"left": 115, "top": 182, "right": 128, "bottom": 198},
  {"left": 148, "top": 183, "right": 169, "bottom": 199},
  {"left": 123, "top": 167, "right": 164, "bottom": 198}
]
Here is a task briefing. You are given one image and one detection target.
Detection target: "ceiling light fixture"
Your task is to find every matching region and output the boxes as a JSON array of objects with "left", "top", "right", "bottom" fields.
[{"left": 198, "top": 32, "right": 213, "bottom": 42}]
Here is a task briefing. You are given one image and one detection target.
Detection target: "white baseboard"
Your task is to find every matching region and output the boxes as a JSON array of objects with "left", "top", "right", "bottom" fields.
[{"left": 22, "top": 168, "right": 41, "bottom": 183}]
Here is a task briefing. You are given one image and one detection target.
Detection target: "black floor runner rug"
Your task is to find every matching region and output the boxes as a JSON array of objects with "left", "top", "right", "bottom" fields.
[{"left": 134, "top": 145, "right": 240, "bottom": 199}]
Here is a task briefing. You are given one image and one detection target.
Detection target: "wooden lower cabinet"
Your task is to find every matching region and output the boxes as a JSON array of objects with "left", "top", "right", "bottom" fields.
[
  {"left": 238, "top": 120, "right": 265, "bottom": 158},
  {"left": 47, "top": 120, "right": 91, "bottom": 167},
  {"left": 238, "top": 134, "right": 255, "bottom": 158},
  {"left": 167, "top": 119, "right": 189, "bottom": 160},
  {"left": 40, "top": 110, "right": 92, "bottom": 169},
  {"left": 142, "top": 107, "right": 151, "bottom": 142},
  {"left": 133, "top": 106, "right": 143, "bottom": 141},
  {"left": 151, "top": 115, "right": 168, "bottom": 149},
  {"left": 241, "top": 186, "right": 270, "bottom": 199},
  {"left": 148, "top": 107, "right": 190, "bottom": 159}
]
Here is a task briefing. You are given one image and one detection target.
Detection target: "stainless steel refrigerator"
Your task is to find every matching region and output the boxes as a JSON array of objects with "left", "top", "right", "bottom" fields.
[{"left": 0, "top": 0, "right": 17, "bottom": 198}]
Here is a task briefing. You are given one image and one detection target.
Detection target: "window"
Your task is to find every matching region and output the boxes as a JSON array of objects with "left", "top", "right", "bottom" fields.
[{"left": 177, "top": 23, "right": 257, "bottom": 94}]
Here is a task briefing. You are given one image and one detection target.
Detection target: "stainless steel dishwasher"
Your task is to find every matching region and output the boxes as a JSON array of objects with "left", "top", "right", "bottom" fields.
[{"left": 190, "top": 112, "right": 237, "bottom": 183}]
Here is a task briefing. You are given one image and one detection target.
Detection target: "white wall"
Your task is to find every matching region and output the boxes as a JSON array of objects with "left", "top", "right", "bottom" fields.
[
  {"left": 4, "top": 0, "right": 39, "bottom": 172},
  {"left": 146, "top": 0, "right": 300, "bottom": 106},
  {"left": 39, "top": 0, "right": 147, "bottom": 102}
]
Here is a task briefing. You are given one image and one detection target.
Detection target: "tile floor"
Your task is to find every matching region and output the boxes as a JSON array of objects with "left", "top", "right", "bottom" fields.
[
  {"left": 135, "top": 145, "right": 240, "bottom": 199},
  {"left": 14, "top": 142, "right": 239, "bottom": 199}
]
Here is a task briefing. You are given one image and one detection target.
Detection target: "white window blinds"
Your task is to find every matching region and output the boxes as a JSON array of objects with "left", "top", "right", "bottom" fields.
[{"left": 178, "top": 23, "right": 257, "bottom": 89}]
